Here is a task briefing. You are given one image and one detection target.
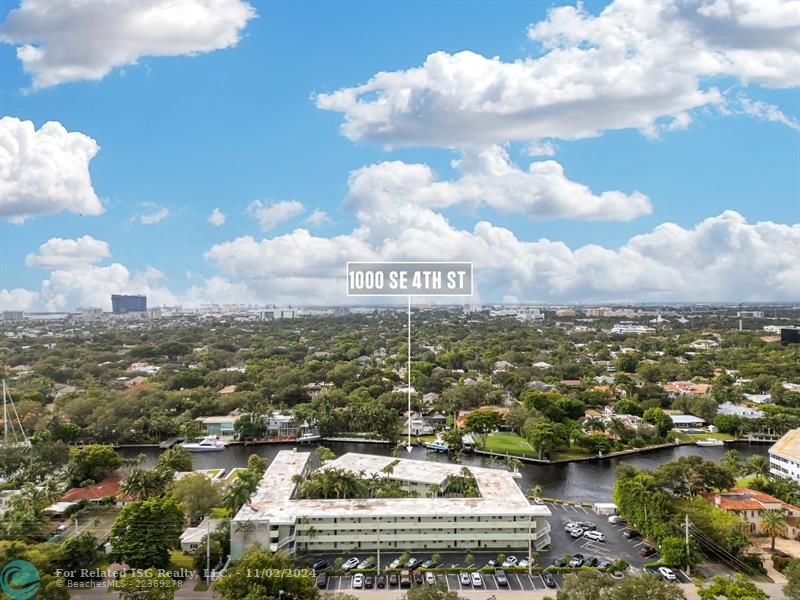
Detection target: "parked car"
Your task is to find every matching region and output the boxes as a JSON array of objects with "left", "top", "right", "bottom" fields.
[
  {"left": 608, "top": 515, "right": 626, "bottom": 524},
  {"left": 388, "top": 572, "right": 399, "bottom": 586},
  {"left": 570, "top": 528, "right": 585, "bottom": 538},
  {"left": 495, "top": 569, "right": 508, "bottom": 587},
  {"left": 640, "top": 545, "right": 656, "bottom": 557},
  {"left": 377, "top": 575, "right": 386, "bottom": 588},
  {"left": 311, "top": 560, "right": 329, "bottom": 571},
  {"left": 343, "top": 557, "right": 359, "bottom": 571},
  {"left": 471, "top": 572, "right": 483, "bottom": 587},
  {"left": 389, "top": 558, "right": 401, "bottom": 569},
  {"left": 552, "top": 558, "right": 566, "bottom": 567},
  {"left": 533, "top": 497, "right": 544, "bottom": 504},
  {"left": 406, "top": 557, "right": 420, "bottom": 569},
  {"left": 584, "top": 530, "right": 605, "bottom": 542},
  {"left": 586, "top": 557, "right": 599, "bottom": 567},
  {"left": 577, "top": 521, "right": 597, "bottom": 530},
  {"left": 543, "top": 572, "right": 557, "bottom": 588},
  {"left": 364, "top": 575, "right": 374, "bottom": 589},
  {"left": 352, "top": 574, "right": 364, "bottom": 589},
  {"left": 315, "top": 573, "right": 328, "bottom": 589},
  {"left": 399, "top": 571, "right": 410, "bottom": 588},
  {"left": 659, "top": 567, "right": 677, "bottom": 581},
  {"left": 485, "top": 559, "right": 496, "bottom": 567},
  {"left": 425, "top": 572, "right": 436, "bottom": 585},
  {"left": 564, "top": 522, "right": 579, "bottom": 531},
  {"left": 622, "top": 529, "right": 641, "bottom": 539},
  {"left": 421, "top": 559, "right": 438, "bottom": 569},
  {"left": 414, "top": 571, "right": 424, "bottom": 585},
  {"left": 569, "top": 554, "right": 585, "bottom": 567},
  {"left": 598, "top": 561, "right": 612, "bottom": 571},
  {"left": 459, "top": 572, "right": 471, "bottom": 585},
  {"left": 518, "top": 558, "right": 529, "bottom": 568},
  {"left": 358, "top": 557, "right": 375, "bottom": 569},
  {"left": 502, "top": 556, "right": 518, "bottom": 567}
]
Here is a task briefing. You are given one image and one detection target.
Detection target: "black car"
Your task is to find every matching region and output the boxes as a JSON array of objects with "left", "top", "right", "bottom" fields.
[
  {"left": 377, "top": 575, "right": 386, "bottom": 588},
  {"left": 586, "top": 557, "right": 599, "bottom": 567},
  {"left": 388, "top": 573, "right": 399, "bottom": 587},
  {"left": 315, "top": 572, "right": 328, "bottom": 589},
  {"left": 577, "top": 521, "right": 597, "bottom": 530},
  {"left": 623, "top": 529, "right": 641, "bottom": 539},
  {"left": 413, "top": 571, "right": 424, "bottom": 585},
  {"left": 364, "top": 575, "right": 374, "bottom": 589},
  {"left": 640, "top": 545, "right": 656, "bottom": 557},
  {"left": 311, "top": 560, "right": 329, "bottom": 571},
  {"left": 552, "top": 558, "right": 566, "bottom": 567},
  {"left": 543, "top": 572, "right": 557, "bottom": 588}
]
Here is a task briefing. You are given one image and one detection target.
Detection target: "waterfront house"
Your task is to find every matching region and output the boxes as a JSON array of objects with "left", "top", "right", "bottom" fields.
[
  {"left": 717, "top": 402, "right": 764, "bottom": 419},
  {"left": 197, "top": 415, "right": 237, "bottom": 437},
  {"left": 669, "top": 414, "right": 706, "bottom": 429}
]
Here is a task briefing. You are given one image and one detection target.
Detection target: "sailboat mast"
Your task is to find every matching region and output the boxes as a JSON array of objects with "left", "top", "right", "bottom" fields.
[{"left": 2, "top": 380, "right": 8, "bottom": 441}]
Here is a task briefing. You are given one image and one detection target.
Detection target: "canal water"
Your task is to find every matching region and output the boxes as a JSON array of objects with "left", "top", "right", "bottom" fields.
[{"left": 121, "top": 441, "right": 769, "bottom": 504}]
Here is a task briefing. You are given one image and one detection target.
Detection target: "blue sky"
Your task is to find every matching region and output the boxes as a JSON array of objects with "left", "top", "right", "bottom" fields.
[{"left": 0, "top": 0, "right": 798, "bottom": 308}]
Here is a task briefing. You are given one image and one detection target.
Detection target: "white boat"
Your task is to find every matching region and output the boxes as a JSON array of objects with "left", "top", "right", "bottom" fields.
[
  {"left": 181, "top": 436, "right": 226, "bottom": 452},
  {"left": 297, "top": 433, "right": 322, "bottom": 443},
  {"left": 695, "top": 438, "right": 724, "bottom": 447},
  {"left": 424, "top": 439, "right": 449, "bottom": 452}
]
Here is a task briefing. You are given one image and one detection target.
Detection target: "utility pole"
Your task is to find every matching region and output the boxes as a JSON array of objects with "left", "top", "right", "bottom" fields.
[
  {"left": 527, "top": 517, "right": 532, "bottom": 577},
  {"left": 684, "top": 514, "right": 691, "bottom": 577},
  {"left": 206, "top": 517, "right": 212, "bottom": 586},
  {"left": 407, "top": 295, "right": 412, "bottom": 453},
  {"left": 376, "top": 522, "right": 381, "bottom": 575}
]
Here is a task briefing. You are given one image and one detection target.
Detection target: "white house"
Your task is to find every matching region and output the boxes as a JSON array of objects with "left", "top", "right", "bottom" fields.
[{"left": 770, "top": 429, "right": 800, "bottom": 484}]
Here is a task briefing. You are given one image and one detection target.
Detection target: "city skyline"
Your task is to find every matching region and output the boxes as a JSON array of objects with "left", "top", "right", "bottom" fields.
[{"left": 1, "top": 0, "right": 798, "bottom": 311}]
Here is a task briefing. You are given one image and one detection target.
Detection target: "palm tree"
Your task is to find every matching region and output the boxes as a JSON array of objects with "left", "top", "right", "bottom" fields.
[
  {"left": 529, "top": 484, "right": 543, "bottom": 499},
  {"left": 747, "top": 455, "right": 771, "bottom": 482},
  {"left": 631, "top": 476, "right": 655, "bottom": 530},
  {"left": 121, "top": 468, "right": 168, "bottom": 500},
  {"left": 505, "top": 456, "right": 522, "bottom": 475},
  {"left": 723, "top": 449, "right": 741, "bottom": 476},
  {"left": 760, "top": 509, "right": 788, "bottom": 551}
]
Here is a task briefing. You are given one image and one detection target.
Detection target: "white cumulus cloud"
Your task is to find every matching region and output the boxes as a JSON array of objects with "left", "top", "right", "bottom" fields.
[
  {"left": 205, "top": 209, "right": 800, "bottom": 305},
  {"left": 0, "top": 0, "right": 257, "bottom": 89},
  {"left": 138, "top": 202, "right": 169, "bottom": 225},
  {"left": 25, "top": 235, "right": 110, "bottom": 269},
  {"left": 0, "top": 116, "right": 103, "bottom": 223},
  {"left": 316, "top": 0, "right": 799, "bottom": 147},
  {"left": 247, "top": 199, "right": 304, "bottom": 231},
  {"left": 346, "top": 146, "right": 652, "bottom": 230},
  {"left": 208, "top": 208, "right": 226, "bottom": 226},
  {"left": 305, "top": 209, "right": 331, "bottom": 227}
]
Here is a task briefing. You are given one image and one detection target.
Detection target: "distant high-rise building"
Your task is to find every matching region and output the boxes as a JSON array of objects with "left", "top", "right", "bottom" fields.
[
  {"left": 111, "top": 294, "right": 147, "bottom": 314},
  {"left": 2, "top": 311, "right": 24, "bottom": 321}
]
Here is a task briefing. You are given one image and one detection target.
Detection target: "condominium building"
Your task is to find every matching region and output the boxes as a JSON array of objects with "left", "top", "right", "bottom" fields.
[
  {"left": 231, "top": 451, "right": 551, "bottom": 559},
  {"left": 770, "top": 429, "right": 800, "bottom": 484}
]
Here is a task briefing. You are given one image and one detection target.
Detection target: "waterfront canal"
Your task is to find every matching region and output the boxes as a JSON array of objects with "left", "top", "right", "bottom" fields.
[{"left": 120, "top": 441, "right": 769, "bottom": 504}]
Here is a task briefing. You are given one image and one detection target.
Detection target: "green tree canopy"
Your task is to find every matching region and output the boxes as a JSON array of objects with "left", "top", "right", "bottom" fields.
[{"left": 109, "top": 496, "right": 184, "bottom": 569}]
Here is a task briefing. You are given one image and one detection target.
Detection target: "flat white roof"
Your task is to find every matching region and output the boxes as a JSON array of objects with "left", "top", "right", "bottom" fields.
[
  {"left": 771, "top": 429, "right": 800, "bottom": 462},
  {"left": 670, "top": 414, "right": 705, "bottom": 423},
  {"left": 236, "top": 451, "right": 550, "bottom": 524}
]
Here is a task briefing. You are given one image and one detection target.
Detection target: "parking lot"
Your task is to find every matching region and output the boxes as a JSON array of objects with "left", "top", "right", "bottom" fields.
[
  {"left": 323, "top": 571, "right": 564, "bottom": 593},
  {"left": 543, "top": 502, "right": 658, "bottom": 569}
]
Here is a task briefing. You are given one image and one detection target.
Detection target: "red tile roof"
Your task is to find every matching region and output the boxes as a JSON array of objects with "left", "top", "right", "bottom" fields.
[{"left": 59, "top": 474, "right": 129, "bottom": 503}]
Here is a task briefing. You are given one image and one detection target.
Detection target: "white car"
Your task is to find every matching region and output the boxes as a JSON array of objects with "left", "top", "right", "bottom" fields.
[
  {"left": 388, "top": 558, "right": 401, "bottom": 569},
  {"left": 608, "top": 515, "right": 625, "bottom": 524},
  {"left": 425, "top": 572, "right": 436, "bottom": 585},
  {"left": 459, "top": 572, "right": 471, "bottom": 585},
  {"left": 342, "top": 557, "right": 359, "bottom": 571},
  {"left": 518, "top": 558, "right": 529, "bottom": 568},
  {"left": 564, "top": 521, "right": 579, "bottom": 531},
  {"left": 502, "top": 556, "right": 518, "bottom": 567},
  {"left": 352, "top": 574, "right": 364, "bottom": 588},
  {"left": 570, "top": 528, "right": 585, "bottom": 538},
  {"left": 584, "top": 530, "right": 605, "bottom": 542},
  {"left": 658, "top": 567, "right": 677, "bottom": 581},
  {"left": 471, "top": 572, "right": 483, "bottom": 587},
  {"left": 533, "top": 497, "right": 544, "bottom": 505}
]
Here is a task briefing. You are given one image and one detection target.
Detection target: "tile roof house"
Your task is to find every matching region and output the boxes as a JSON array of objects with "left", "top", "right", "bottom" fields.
[
  {"left": 663, "top": 381, "right": 711, "bottom": 398},
  {"left": 58, "top": 473, "right": 132, "bottom": 506},
  {"left": 700, "top": 488, "right": 800, "bottom": 539}
]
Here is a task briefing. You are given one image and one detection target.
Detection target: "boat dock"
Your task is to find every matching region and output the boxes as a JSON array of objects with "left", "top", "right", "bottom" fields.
[{"left": 159, "top": 436, "right": 185, "bottom": 449}]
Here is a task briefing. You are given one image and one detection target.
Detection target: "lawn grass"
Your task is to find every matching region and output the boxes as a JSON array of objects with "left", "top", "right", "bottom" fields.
[
  {"left": 483, "top": 432, "right": 539, "bottom": 458},
  {"left": 736, "top": 475, "right": 757, "bottom": 488},
  {"left": 674, "top": 431, "right": 736, "bottom": 443},
  {"left": 169, "top": 550, "right": 194, "bottom": 570},
  {"left": 551, "top": 447, "right": 593, "bottom": 461}
]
